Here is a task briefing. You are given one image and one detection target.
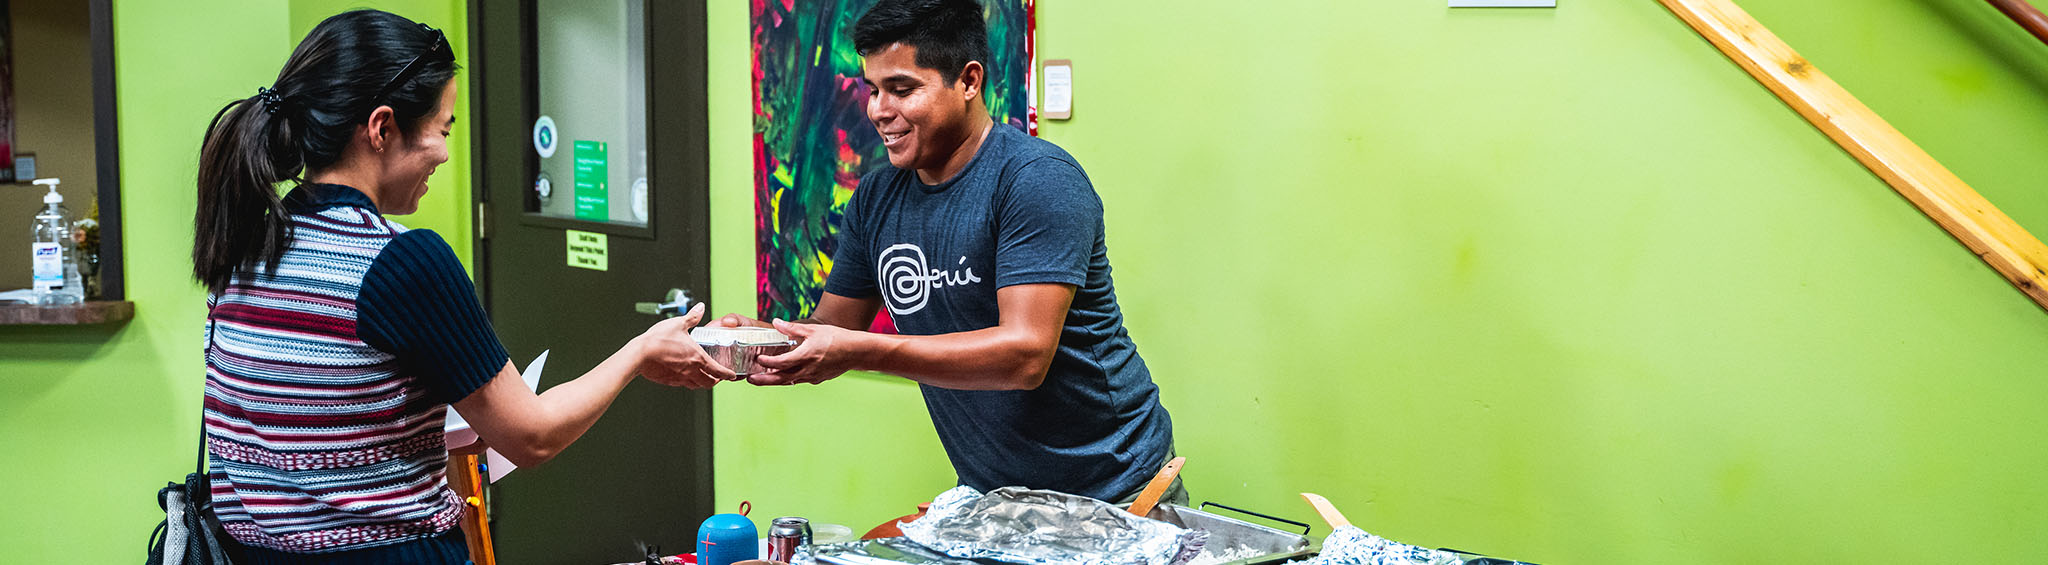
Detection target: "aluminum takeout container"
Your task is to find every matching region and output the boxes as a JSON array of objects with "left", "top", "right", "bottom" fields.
[{"left": 691, "top": 327, "right": 797, "bottom": 378}]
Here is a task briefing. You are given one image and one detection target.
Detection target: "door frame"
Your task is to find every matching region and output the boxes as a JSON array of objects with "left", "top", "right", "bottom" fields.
[{"left": 464, "top": 0, "right": 715, "bottom": 554}]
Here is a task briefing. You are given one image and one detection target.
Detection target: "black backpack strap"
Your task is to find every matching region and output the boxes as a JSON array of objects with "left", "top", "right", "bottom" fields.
[{"left": 198, "top": 302, "right": 217, "bottom": 477}]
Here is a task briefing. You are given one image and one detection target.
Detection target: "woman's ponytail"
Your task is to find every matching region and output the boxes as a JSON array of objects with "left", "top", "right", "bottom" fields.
[{"left": 192, "top": 90, "right": 301, "bottom": 295}]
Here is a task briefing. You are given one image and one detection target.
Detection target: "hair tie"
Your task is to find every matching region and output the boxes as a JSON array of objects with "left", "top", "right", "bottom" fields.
[{"left": 254, "top": 87, "right": 286, "bottom": 114}]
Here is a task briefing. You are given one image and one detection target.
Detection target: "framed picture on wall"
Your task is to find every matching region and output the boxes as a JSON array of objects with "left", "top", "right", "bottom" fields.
[{"left": 0, "top": 0, "right": 14, "bottom": 183}]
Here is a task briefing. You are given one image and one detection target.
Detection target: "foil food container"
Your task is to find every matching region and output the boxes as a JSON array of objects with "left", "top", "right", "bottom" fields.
[
  {"left": 691, "top": 326, "right": 797, "bottom": 378},
  {"left": 896, "top": 486, "right": 1206, "bottom": 565}
]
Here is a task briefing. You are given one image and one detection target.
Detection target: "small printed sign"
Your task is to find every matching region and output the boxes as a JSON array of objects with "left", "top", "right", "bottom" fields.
[
  {"left": 566, "top": 229, "right": 609, "bottom": 271},
  {"left": 573, "top": 140, "right": 609, "bottom": 222}
]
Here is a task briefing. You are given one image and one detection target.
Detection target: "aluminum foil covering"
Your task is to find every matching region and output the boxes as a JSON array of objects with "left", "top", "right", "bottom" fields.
[
  {"left": 691, "top": 326, "right": 797, "bottom": 378},
  {"left": 1306, "top": 526, "right": 1462, "bottom": 565},
  {"left": 898, "top": 486, "right": 1209, "bottom": 565}
]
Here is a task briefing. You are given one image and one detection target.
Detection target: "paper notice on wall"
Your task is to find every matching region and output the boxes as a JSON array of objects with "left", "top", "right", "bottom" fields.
[
  {"left": 1043, "top": 60, "right": 1073, "bottom": 120},
  {"left": 566, "top": 230, "right": 609, "bottom": 271},
  {"left": 446, "top": 350, "right": 548, "bottom": 483}
]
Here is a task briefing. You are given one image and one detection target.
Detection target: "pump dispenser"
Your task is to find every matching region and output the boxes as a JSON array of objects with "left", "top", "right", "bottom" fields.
[{"left": 29, "top": 178, "right": 82, "bottom": 305}]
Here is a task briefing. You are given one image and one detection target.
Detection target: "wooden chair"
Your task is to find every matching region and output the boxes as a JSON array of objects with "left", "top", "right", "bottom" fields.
[{"left": 447, "top": 448, "right": 497, "bottom": 565}]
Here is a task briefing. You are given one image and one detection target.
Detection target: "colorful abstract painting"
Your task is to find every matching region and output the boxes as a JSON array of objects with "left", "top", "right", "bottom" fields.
[{"left": 752, "top": 0, "right": 1034, "bottom": 325}]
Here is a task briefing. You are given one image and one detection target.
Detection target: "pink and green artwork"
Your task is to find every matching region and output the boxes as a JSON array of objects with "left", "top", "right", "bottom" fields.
[{"left": 751, "top": 0, "right": 1034, "bottom": 325}]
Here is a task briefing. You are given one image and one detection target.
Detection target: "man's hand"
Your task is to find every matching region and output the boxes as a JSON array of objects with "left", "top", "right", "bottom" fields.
[
  {"left": 749, "top": 319, "right": 867, "bottom": 386},
  {"left": 636, "top": 303, "right": 736, "bottom": 388}
]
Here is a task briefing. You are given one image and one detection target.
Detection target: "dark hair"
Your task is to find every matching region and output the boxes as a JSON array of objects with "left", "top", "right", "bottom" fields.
[
  {"left": 853, "top": 0, "right": 990, "bottom": 88},
  {"left": 193, "top": 9, "right": 458, "bottom": 294}
]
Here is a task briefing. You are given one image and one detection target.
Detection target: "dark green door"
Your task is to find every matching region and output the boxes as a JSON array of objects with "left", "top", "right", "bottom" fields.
[{"left": 468, "top": 0, "right": 712, "bottom": 562}]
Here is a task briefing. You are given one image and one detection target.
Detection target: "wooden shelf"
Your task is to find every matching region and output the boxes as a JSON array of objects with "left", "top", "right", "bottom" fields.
[{"left": 0, "top": 300, "right": 134, "bottom": 325}]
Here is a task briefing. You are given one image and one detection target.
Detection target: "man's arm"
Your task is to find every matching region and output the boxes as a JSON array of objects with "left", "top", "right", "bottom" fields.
[
  {"left": 805, "top": 292, "right": 884, "bottom": 330},
  {"left": 750, "top": 283, "right": 1074, "bottom": 391}
]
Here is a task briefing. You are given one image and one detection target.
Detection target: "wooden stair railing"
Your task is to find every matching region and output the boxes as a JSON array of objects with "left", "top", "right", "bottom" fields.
[{"left": 1660, "top": 0, "right": 2048, "bottom": 312}]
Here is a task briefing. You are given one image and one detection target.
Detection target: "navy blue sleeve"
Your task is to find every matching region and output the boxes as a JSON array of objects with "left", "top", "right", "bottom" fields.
[
  {"left": 994, "top": 158, "right": 1098, "bottom": 289},
  {"left": 823, "top": 171, "right": 881, "bottom": 299},
  {"left": 358, "top": 229, "right": 509, "bottom": 404}
]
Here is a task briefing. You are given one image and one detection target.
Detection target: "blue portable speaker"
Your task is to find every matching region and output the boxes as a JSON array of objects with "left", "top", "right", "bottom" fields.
[{"left": 697, "top": 509, "right": 758, "bottom": 565}]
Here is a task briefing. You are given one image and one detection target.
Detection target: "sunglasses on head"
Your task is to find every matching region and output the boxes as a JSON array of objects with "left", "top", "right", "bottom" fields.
[{"left": 374, "top": 23, "right": 451, "bottom": 102}]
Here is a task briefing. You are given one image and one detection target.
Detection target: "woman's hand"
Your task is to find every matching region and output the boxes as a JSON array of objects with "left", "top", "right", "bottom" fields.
[{"left": 635, "top": 303, "right": 735, "bottom": 388}]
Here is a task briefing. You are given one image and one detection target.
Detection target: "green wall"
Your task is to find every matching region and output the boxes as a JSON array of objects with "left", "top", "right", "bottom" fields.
[
  {"left": 0, "top": 1, "right": 289, "bottom": 561},
  {"left": 710, "top": 1, "right": 2048, "bottom": 563},
  {"left": 0, "top": 1, "right": 466, "bottom": 561},
  {"left": 6, "top": 0, "right": 2048, "bottom": 563}
]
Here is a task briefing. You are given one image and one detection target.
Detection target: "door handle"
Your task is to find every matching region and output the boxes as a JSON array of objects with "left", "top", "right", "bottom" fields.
[{"left": 634, "top": 288, "right": 693, "bottom": 318}]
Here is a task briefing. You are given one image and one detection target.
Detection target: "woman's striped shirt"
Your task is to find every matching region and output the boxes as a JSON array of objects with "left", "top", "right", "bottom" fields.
[{"left": 203, "top": 183, "right": 505, "bottom": 556}]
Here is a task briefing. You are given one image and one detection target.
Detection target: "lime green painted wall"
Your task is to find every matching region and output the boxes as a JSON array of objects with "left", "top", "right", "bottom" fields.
[
  {"left": 0, "top": 1, "right": 465, "bottom": 561},
  {"left": 7, "top": 0, "right": 2048, "bottom": 562},
  {"left": 289, "top": 0, "right": 476, "bottom": 269},
  {"left": 710, "top": 1, "right": 2048, "bottom": 563},
  {"left": 0, "top": 1, "right": 290, "bottom": 561}
]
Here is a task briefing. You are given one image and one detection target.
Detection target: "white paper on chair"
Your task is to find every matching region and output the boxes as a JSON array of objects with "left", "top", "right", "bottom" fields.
[{"left": 445, "top": 350, "right": 548, "bottom": 483}]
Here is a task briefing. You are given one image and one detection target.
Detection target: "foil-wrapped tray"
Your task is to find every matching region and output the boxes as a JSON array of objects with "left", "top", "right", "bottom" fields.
[
  {"left": 691, "top": 326, "right": 797, "bottom": 378},
  {"left": 1140, "top": 504, "right": 1312, "bottom": 565},
  {"left": 809, "top": 502, "right": 1309, "bottom": 565}
]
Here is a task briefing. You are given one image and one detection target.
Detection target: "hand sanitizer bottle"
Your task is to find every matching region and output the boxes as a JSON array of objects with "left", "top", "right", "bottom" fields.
[{"left": 30, "top": 178, "right": 82, "bottom": 305}]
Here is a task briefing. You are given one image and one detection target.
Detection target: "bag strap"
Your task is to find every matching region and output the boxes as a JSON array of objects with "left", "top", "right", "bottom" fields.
[{"left": 197, "top": 302, "right": 218, "bottom": 477}]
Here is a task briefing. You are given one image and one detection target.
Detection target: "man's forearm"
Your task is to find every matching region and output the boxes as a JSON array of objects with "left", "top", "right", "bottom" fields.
[{"left": 845, "top": 327, "right": 1054, "bottom": 391}]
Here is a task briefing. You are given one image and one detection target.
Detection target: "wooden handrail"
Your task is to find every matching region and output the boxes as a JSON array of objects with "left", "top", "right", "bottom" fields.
[
  {"left": 1989, "top": 0, "right": 2048, "bottom": 46},
  {"left": 1661, "top": 0, "right": 2048, "bottom": 312}
]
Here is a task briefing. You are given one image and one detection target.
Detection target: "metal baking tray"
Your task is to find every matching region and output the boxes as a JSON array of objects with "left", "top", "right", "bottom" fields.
[
  {"left": 810, "top": 502, "right": 1536, "bottom": 565},
  {"left": 1145, "top": 502, "right": 1315, "bottom": 565}
]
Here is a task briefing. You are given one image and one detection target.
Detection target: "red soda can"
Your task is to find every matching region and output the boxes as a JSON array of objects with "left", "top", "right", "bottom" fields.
[{"left": 766, "top": 516, "right": 811, "bottom": 562}]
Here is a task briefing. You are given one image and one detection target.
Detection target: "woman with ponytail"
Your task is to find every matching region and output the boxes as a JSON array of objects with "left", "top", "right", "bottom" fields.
[{"left": 192, "top": 10, "right": 732, "bottom": 563}]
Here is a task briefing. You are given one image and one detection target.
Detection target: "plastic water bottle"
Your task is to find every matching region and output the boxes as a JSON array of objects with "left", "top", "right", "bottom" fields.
[{"left": 30, "top": 178, "right": 82, "bottom": 305}]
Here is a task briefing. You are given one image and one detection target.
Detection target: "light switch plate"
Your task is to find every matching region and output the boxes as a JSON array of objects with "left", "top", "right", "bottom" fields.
[{"left": 1042, "top": 59, "right": 1072, "bottom": 120}]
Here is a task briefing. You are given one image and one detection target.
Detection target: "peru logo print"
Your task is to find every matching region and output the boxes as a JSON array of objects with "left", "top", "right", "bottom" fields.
[{"left": 877, "top": 243, "right": 983, "bottom": 316}]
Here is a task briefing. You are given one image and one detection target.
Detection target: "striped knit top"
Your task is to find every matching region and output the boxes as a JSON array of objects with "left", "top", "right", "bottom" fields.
[{"left": 202, "top": 183, "right": 506, "bottom": 558}]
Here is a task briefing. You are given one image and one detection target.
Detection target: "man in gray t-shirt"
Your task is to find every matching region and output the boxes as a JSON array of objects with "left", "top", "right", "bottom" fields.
[{"left": 713, "top": 0, "right": 1177, "bottom": 503}]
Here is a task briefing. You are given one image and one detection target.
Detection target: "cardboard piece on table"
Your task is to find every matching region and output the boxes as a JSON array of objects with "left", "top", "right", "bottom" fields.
[{"left": 446, "top": 350, "right": 548, "bottom": 483}]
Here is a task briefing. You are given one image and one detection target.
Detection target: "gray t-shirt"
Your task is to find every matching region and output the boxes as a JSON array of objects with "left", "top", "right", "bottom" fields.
[{"left": 824, "top": 124, "right": 1175, "bottom": 501}]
